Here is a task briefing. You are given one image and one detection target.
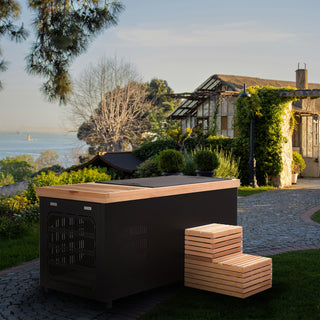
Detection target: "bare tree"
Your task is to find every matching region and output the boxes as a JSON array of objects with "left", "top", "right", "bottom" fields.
[{"left": 68, "top": 57, "right": 150, "bottom": 152}]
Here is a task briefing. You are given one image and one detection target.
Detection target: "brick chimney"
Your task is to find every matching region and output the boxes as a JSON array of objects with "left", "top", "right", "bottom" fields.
[{"left": 296, "top": 63, "right": 308, "bottom": 89}]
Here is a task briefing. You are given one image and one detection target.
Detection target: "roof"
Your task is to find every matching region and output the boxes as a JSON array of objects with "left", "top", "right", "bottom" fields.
[
  {"left": 216, "top": 74, "right": 320, "bottom": 91},
  {"left": 73, "top": 152, "right": 143, "bottom": 173},
  {"left": 169, "top": 74, "right": 320, "bottom": 119}
]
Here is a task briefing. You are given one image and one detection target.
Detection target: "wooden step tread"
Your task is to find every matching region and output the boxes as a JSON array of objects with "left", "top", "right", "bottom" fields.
[{"left": 185, "top": 223, "right": 242, "bottom": 239}]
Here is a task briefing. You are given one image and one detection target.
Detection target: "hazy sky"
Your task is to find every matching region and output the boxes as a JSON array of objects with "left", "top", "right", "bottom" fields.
[{"left": 1, "top": 0, "right": 320, "bottom": 132}]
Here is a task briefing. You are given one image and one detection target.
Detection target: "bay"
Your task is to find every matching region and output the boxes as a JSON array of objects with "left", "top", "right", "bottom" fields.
[{"left": 0, "top": 132, "right": 87, "bottom": 167}]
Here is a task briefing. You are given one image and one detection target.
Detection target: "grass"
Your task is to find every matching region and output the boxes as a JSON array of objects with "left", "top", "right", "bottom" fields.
[
  {"left": 0, "top": 223, "right": 39, "bottom": 271},
  {"left": 238, "top": 185, "right": 275, "bottom": 197},
  {"left": 311, "top": 210, "right": 320, "bottom": 224},
  {"left": 140, "top": 250, "right": 320, "bottom": 320}
]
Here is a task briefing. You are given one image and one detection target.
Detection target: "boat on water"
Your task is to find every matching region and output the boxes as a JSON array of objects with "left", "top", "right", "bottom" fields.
[{"left": 27, "top": 134, "right": 34, "bottom": 141}]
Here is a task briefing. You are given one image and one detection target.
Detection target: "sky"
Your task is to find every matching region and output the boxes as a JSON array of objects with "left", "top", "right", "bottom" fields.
[{"left": 1, "top": 0, "right": 320, "bottom": 132}]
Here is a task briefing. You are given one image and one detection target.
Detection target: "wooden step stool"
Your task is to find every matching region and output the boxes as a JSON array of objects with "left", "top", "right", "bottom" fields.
[{"left": 184, "top": 223, "right": 272, "bottom": 298}]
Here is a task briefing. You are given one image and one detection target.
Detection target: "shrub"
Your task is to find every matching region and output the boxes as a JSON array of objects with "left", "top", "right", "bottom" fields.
[
  {"left": 135, "top": 157, "right": 161, "bottom": 178},
  {"left": 159, "top": 149, "right": 185, "bottom": 173},
  {"left": 193, "top": 149, "right": 219, "bottom": 171},
  {"left": 0, "top": 158, "right": 33, "bottom": 182},
  {"left": 0, "top": 215, "right": 28, "bottom": 239},
  {"left": 183, "top": 153, "right": 196, "bottom": 176},
  {"left": 0, "top": 193, "right": 37, "bottom": 239},
  {"left": 292, "top": 151, "right": 306, "bottom": 174},
  {"left": 31, "top": 164, "right": 64, "bottom": 177},
  {"left": 214, "top": 149, "right": 240, "bottom": 179},
  {"left": 26, "top": 167, "right": 111, "bottom": 204},
  {"left": 0, "top": 172, "right": 15, "bottom": 186},
  {"left": 133, "top": 139, "right": 179, "bottom": 161}
]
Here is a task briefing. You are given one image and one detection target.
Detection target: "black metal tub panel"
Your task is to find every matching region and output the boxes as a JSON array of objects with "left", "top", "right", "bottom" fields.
[{"left": 39, "top": 187, "right": 237, "bottom": 303}]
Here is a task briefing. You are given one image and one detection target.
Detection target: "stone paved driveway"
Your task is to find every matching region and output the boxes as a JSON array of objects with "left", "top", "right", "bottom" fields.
[
  {"left": 1, "top": 179, "right": 320, "bottom": 319},
  {"left": 239, "top": 187, "right": 320, "bottom": 253}
]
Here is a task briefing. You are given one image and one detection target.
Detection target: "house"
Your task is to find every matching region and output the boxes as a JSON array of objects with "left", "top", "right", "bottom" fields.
[{"left": 168, "top": 67, "right": 320, "bottom": 178}]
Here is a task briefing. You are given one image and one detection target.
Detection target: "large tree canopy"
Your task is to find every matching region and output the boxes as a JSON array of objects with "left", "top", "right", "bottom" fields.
[
  {"left": 68, "top": 57, "right": 180, "bottom": 153},
  {"left": 0, "top": 0, "right": 123, "bottom": 102}
]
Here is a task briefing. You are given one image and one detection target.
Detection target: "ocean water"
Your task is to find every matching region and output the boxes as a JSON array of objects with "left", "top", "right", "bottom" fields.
[{"left": 0, "top": 132, "right": 87, "bottom": 166}]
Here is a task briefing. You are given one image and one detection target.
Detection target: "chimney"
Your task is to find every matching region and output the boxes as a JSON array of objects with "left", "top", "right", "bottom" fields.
[{"left": 295, "top": 63, "right": 308, "bottom": 89}]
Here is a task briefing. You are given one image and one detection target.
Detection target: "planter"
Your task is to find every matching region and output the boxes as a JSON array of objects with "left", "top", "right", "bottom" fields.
[
  {"left": 292, "top": 173, "right": 298, "bottom": 184},
  {"left": 196, "top": 170, "right": 214, "bottom": 177}
]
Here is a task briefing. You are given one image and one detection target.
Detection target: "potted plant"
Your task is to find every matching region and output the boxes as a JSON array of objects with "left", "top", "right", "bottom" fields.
[
  {"left": 193, "top": 149, "right": 219, "bottom": 177},
  {"left": 159, "top": 149, "right": 185, "bottom": 175},
  {"left": 292, "top": 151, "right": 306, "bottom": 184}
]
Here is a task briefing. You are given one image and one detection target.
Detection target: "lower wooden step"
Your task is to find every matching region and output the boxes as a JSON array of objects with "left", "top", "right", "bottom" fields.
[{"left": 185, "top": 280, "right": 272, "bottom": 298}]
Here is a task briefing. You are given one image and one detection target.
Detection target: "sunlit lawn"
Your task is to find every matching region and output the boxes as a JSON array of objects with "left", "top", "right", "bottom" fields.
[{"left": 238, "top": 185, "right": 275, "bottom": 197}]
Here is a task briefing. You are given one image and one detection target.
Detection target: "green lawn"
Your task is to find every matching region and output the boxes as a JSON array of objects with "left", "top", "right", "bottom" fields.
[
  {"left": 0, "top": 223, "right": 39, "bottom": 270},
  {"left": 238, "top": 186, "right": 275, "bottom": 197},
  {"left": 311, "top": 210, "right": 320, "bottom": 224},
  {"left": 140, "top": 250, "right": 320, "bottom": 320}
]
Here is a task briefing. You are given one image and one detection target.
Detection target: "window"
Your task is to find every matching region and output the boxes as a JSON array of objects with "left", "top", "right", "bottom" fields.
[{"left": 221, "top": 116, "right": 228, "bottom": 130}]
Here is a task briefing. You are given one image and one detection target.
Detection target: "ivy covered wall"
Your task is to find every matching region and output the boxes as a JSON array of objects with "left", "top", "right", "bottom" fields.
[{"left": 235, "top": 86, "right": 296, "bottom": 186}]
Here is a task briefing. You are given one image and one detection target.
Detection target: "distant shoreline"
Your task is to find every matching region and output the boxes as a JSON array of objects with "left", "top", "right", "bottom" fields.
[{"left": 0, "top": 129, "right": 76, "bottom": 134}]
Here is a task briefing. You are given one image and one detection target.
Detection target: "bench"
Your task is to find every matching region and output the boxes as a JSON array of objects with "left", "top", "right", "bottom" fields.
[{"left": 184, "top": 223, "right": 272, "bottom": 298}]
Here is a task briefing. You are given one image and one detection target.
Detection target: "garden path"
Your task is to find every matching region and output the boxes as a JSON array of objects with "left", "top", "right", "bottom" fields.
[{"left": 0, "top": 178, "right": 320, "bottom": 319}]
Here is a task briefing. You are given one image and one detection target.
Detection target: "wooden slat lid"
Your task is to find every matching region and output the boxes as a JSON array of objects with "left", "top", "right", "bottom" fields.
[{"left": 36, "top": 178, "right": 240, "bottom": 204}]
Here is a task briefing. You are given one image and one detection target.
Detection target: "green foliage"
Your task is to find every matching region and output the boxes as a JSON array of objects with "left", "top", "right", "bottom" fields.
[
  {"left": 292, "top": 151, "right": 306, "bottom": 174},
  {"left": 193, "top": 149, "right": 219, "bottom": 171},
  {"left": 167, "top": 127, "right": 192, "bottom": 151},
  {"left": 146, "top": 78, "right": 181, "bottom": 140},
  {"left": 135, "top": 157, "right": 161, "bottom": 178},
  {"left": 0, "top": 172, "right": 14, "bottom": 185},
  {"left": 238, "top": 185, "right": 274, "bottom": 197},
  {"left": 6, "top": 154, "right": 35, "bottom": 169},
  {"left": 158, "top": 149, "right": 185, "bottom": 173},
  {"left": 184, "top": 135, "right": 235, "bottom": 153},
  {"left": 311, "top": 210, "right": 320, "bottom": 224},
  {"left": 235, "top": 86, "right": 297, "bottom": 185},
  {"left": 26, "top": 1, "right": 124, "bottom": 103},
  {"left": 133, "top": 139, "right": 179, "bottom": 161},
  {"left": 183, "top": 153, "right": 196, "bottom": 176},
  {"left": 26, "top": 167, "right": 111, "bottom": 204},
  {"left": 0, "top": 192, "right": 38, "bottom": 239},
  {"left": 0, "top": 215, "right": 28, "bottom": 239},
  {"left": 0, "top": 157, "right": 33, "bottom": 182},
  {"left": 31, "top": 164, "right": 64, "bottom": 177},
  {"left": 0, "top": 223, "right": 39, "bottom": 270},
  {"left": 214, "top": 149, "right": 240, "bottom": 179}
]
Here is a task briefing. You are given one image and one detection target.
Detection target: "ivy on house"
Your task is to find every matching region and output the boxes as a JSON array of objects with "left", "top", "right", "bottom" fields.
[{"left": 235, "top": 86, "right": 297, "bottom": 186}]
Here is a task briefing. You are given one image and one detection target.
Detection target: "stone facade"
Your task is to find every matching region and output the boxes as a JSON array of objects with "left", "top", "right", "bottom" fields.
[
  {"left": 169, "top": 69, "right": 320, "bottom": 182},
  {"left": 269, "top": 102, "right": 293, "bottom": 188}
]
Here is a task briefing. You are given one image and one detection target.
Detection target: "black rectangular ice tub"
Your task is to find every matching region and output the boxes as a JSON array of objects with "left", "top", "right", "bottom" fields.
[{"left": 37, "top": 176, "right": 240, "bottom": 304}]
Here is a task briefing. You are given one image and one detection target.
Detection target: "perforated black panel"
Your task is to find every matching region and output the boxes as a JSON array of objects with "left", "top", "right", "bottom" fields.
[{"left": 47, "top": 213, "right": 96, "bottom": 268}]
